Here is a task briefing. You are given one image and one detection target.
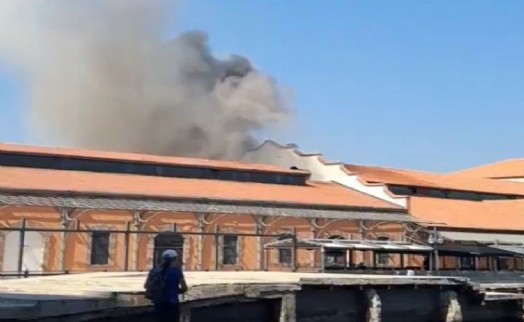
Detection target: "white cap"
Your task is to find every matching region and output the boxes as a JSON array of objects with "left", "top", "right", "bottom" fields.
[{"left": 162, "top": 249, "right": 178, "bottom": 259}]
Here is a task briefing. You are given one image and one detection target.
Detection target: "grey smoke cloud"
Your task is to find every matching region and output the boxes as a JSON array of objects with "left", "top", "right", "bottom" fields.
[{"left": 0, "top": 0, "right": 291, "bottom": 159}]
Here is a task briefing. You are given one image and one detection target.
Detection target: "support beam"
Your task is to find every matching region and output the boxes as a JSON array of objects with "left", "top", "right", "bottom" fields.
[
  {"left": 364, "top": 289, "right": 381, "bottom": 322},
  {"left": 279, "top": 293, "right": 296, "bottom": 322},
  {"left": 440, "top": 290, "right": 463, "bottom": 322}
]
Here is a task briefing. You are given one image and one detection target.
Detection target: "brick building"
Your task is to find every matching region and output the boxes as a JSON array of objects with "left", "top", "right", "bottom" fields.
[{"left": 0, "top": 143, "right": 417, "bottom": 275}]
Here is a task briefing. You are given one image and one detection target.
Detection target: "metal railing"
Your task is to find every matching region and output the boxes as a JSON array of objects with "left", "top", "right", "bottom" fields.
[{"left": 0, "top": 219, "right": 303, "bottom": 278}]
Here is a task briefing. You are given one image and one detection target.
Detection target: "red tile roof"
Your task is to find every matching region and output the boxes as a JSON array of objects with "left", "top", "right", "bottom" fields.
[
  {"left": 408, "top": 197, "right": 524, "bottom": 231},
  {"left": 0, "top": 143, "right": 309, "bottom": 175},
  {"left": 344, "top": 164, "right": 524, "bottom": 196},
  {"left": 0, "top": 166, "right": 403, "bottom": 211},
  {"left": 450, "top": 159, "right": 524, "bottom": 179}
]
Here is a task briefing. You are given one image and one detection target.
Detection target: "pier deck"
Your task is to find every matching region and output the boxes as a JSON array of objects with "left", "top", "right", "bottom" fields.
[{"left": 0, "top": 272, "right": 520, "bottom": 322}]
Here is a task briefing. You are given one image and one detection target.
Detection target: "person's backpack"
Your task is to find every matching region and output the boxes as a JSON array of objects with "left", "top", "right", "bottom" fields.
[{"left": 144, "top": 266, "right": 165, "bottom": 301}]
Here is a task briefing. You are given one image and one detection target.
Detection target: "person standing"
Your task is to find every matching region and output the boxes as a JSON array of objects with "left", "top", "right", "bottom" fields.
[{"left": 145, "top": 249, "right": 188, "bottom": 322}]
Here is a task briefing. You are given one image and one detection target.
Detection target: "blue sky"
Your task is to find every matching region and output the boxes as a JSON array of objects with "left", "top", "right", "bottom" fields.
[{"left": 1, "top": 1, "right": 524, "bottom": 172}]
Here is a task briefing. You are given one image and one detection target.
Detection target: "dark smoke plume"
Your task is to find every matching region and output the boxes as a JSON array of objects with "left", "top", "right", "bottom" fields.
[{"left": 0, "top": 0, "right": 290, "bottom": 159}]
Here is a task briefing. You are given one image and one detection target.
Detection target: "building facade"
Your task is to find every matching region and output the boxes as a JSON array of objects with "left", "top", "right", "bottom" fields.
[{"left": 243, "top": 141, "right": 524, "bottom": 272}]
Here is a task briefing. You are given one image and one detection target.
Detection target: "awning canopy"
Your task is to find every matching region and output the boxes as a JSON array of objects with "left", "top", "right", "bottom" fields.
[
  {"left": 438, "top": 231, "right": 524, "bottom": 245},
  {"left": 264, "top": 238, "right": 433, "bottom": 254},
  {"left": 435, "top": 244, "right": 524, "bottom": 257},
  {"left": 489, "top": 245, "right": 524, "bottom": 256}
]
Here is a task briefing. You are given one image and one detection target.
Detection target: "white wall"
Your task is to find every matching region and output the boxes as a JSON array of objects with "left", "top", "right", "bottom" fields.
[
  {"left": 3, "top": 231, "right": 44, "bottom": 273},
  {"left": 242, "top": 141, "right": 407, "bottom": 207},
  {"left": 500, "top": 178, "right": 524, "bottom": 183}
]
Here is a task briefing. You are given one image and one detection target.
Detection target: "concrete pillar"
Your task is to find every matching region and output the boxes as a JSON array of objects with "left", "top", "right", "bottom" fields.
[
  {"left": 440, "top": 290, "right": 463, "bottom": 322},
  {"left": 279, "top": 293, "right": 296, "bottom": 322},
  {"left": 365, "top": 289, "right": 381, "bottom": 322},
  {"left": 180, "top": 306, "right": 191, "bottom": 322}
]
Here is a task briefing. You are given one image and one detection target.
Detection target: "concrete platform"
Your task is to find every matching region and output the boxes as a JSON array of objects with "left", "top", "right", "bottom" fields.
[
  {"left": 0, "top": 271, "right": 472, "bottom": 321},
  {"left": 0, "top": 271, "right": 471, "bottom": 298},
  {"left": 484, "top": 291, "right": 524, "bottom": 301}
]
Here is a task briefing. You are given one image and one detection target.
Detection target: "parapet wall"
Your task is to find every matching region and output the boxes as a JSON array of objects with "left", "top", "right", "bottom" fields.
[{"left": 243, "top": 141, "right": 407, "bottom": 207}]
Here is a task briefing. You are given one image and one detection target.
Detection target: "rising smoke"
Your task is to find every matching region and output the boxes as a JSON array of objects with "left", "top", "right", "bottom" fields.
[{"left": 0, "top": 0, "right": 291, "bottom": 159}]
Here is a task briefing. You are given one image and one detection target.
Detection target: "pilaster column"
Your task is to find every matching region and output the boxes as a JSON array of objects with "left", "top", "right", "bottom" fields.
[
  {"left": 132, "top": 211, "right": 145, "bottom": 271},
  {"left": 58, "top": 208, "right": 73, "bottom": 272},
  {"left": 255, "top": 215, "right": 264, "bottom": 270}
]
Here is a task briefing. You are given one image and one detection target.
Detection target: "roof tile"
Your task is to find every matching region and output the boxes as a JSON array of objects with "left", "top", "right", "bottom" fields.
[
  {"left": 345, "top": 164, "right": 524, "bottom": 196},
  {"left": 408, "top": 197, "right": 524, "bottom": 231},
  {"left": 450, "top": 159, "right": 524, "bottom": 179},
  {"left": 0, "top": 166, "right": 402, "bottom": 211}
]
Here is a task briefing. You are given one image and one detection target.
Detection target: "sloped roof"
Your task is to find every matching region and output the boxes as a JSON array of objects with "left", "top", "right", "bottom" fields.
[
  {"left": 344, "top": 164, "right": 524, "bottom": 196},
  {"left": 0, "top": 143, "right": 309, "bottom": 175},
  {"left": 408, "top": 197, "right": 524, "bottom": 231},
  {"left": 450, "top": 159, "right": 524, "bottom": 179},
  {"left": 0, "top": 166, "right": 403, "bottom": 211}
]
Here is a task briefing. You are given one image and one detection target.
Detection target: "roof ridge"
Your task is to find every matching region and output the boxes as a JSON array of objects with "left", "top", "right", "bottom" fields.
[
  {"left": 449, "top": 158, "right": 524, "bottom": 176},
  {"left": 0, "top": 142, "right": 308, "bottom": 175},
  {"left": 344, "top": 163, "right": 436, "bottom": 175}
]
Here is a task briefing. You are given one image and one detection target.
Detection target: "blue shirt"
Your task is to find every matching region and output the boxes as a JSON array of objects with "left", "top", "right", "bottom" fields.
[{"left": 162, "top": 267, "right": 184, "bottom": 304}]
